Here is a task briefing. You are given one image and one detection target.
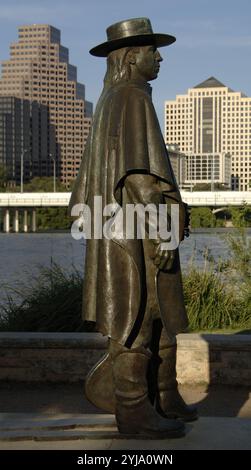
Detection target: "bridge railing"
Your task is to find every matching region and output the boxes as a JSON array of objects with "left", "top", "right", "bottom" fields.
[
  {"left": 0, "top": 192, "right": 71, "bottom": 207},
  {"left": 0, "top": 191, "right": 251, "bottom": 207},
  {"left": 180, "top": 191, "right": 251, "bottom": 206}
]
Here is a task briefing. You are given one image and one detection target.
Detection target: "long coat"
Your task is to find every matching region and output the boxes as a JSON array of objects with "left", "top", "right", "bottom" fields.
[{"left": 69, "top": 79, "right": 188, "bottom": 345}]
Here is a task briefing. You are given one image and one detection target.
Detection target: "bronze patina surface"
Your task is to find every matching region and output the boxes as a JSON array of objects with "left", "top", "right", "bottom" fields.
[{"left": 69, "top": 17, "right": 197, "bottom": 438}]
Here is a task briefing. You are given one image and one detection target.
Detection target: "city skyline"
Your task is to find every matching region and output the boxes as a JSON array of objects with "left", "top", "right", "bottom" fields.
[{"left": 0, "top": 0, "right": 251, "bottom": 127}]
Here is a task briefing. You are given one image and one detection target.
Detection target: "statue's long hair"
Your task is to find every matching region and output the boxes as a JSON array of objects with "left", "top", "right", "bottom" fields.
[{"left": 104, "top": 47, "right": 138, "bottom": 87}]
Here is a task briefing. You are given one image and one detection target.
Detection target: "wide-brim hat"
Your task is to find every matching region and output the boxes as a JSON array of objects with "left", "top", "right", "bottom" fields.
[{"left": 89, "top": 17, "right": 176, "bottom": 57}]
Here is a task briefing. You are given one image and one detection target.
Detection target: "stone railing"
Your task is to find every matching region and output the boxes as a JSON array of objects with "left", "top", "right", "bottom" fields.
[{"left": 0, "top": 332, "right": 251, "bottom": 386}]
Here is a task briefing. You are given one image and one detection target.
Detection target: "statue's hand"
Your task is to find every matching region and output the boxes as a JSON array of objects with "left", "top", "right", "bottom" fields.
[{"left": 151, "top": 239, "right": 176, "bottom": 271}]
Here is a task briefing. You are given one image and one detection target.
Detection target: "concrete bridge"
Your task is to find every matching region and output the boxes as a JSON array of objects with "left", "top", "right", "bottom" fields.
[
  {"left": 0, "top": 191, "right": 251, "bottom": 232},
  {"left": 0, "top": 193, "right": 70, "bottom": 233}
]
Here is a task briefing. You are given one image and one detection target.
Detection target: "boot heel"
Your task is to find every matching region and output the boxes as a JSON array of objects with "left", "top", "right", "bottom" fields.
[{"left": 117, "top": 423, "right": 139, "bottom": 434}]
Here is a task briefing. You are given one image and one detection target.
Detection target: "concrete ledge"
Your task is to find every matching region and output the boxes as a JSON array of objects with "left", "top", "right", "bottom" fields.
[
  {"left": 0, "top": 333, "right": 107, "bottom": 383},
  {"left": 0, "top": 332, "right": 107, "bottom": 349},
  {"left": 0, "top": 332, "right": 251, "bottom": 386}
]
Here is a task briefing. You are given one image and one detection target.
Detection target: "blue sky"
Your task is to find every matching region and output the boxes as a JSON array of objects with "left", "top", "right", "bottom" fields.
[{"left": 0, "top": 0, "right": 251, "bottom": 126}]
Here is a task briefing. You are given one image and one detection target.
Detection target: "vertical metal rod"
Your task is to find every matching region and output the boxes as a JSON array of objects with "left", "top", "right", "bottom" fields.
[
  {"left": 21, "top": 150, "right": 24, "bottom": 193},
  {"left": 53, "top": 158, "right": 56, "bottom": 193}
]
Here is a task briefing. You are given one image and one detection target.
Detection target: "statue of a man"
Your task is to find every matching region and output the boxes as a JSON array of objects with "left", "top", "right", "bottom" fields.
[{"left": 69, "top": 17, "right": 197, "bottom": 438}]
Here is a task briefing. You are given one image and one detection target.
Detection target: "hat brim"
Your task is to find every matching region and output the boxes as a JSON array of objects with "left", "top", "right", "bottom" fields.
[{"left": 89, "top": 33, "right": 176, "bottom": 57}]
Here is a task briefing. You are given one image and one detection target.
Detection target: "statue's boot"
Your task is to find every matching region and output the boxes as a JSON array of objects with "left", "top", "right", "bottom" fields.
[
  {"left": 85, "top": 352, "right": 115, "bottom": 413},
  {"left": 157, "top": 344, "right": 198, "bottom": 422},
  {"left": 111, "top": 345, "right": 185, "bottom": 438}
]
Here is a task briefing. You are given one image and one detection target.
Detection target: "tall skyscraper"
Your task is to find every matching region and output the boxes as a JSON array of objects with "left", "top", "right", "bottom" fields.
[
  {"left": 0, "top": 24, "right": 93, "bottom": 186},
  {"left": 0, "top": 96, "right": 57, "bottom": 185},
  {"left": 165, "top": 77, "right": 251, "bottom": 191}
]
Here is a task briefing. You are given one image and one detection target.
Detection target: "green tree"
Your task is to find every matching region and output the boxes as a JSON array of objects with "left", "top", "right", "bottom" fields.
[
  {"left": 190, "top": 207, "right": 216, "bottom": 228},
  {"left": 230, "top": 204, "right": 251, "bottom": 227},
  {"left": 23, "top": 177, "right": 68, "bottom": 192},
  {"left": 1, "top": 176, "right": 70, "bottom": 193},
  {"left": 37, "top": 207, "right": 71, "bottom": 230}
]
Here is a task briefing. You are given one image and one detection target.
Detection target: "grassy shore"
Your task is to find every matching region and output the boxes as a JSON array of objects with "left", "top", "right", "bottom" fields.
[{"left": 0, "top": 230, "right": 250, "bottom": 333}]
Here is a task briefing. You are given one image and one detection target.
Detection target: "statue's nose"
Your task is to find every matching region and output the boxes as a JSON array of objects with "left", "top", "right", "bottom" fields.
[{"left": 156, "top": 50, "right": 163, "bottom": 62}]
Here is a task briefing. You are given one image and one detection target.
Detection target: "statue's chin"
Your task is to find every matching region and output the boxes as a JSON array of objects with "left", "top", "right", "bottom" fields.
[{"left": 149, "top": 72, "right": 159, "bottom": 81}]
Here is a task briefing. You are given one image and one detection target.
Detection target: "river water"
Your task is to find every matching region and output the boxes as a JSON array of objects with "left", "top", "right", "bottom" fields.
[{"left": 0, "top": 229, "right": 250, "bottom": 302}]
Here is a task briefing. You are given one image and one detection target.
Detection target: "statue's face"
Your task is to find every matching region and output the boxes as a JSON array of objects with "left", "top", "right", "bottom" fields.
[{"left": 134, "top": 45, "right": 163, "bottom": 81}]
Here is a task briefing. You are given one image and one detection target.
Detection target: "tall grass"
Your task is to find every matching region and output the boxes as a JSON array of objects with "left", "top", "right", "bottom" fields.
[
  {"left": 223, "top": 230, "right": 251, "bottom": 324},
  {"left": 183, "top": 268, "right": 247, "bottom": 331},
  {"left": 183, "top": 230, "right": 251, "bottom": 331},
  {"left": 0, "top": 263, "right": 94, "bottom": 332}
]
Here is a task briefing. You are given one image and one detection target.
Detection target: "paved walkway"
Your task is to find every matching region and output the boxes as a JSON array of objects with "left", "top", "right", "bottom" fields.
[
  {"left": 0, "top": 383, "right": 250, "bottom": 450},
  {"left": 0, "top": 382, "right": 250, "bottom": 417},
  {"left": 0, "top": 414, "right": 251, "bottom": 450}
]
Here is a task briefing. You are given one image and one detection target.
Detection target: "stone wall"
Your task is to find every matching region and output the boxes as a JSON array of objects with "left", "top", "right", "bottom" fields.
[
  {"left": 176, "top": 334, "right": 251, "bottom": 386},
  {"left": 0, "top": 332, "right": 251, "bottom": 386}
]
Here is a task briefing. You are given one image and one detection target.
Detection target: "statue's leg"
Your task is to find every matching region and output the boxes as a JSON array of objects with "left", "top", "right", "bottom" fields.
[
  {"left": 84, "top": 238, "right": 157, "bottom": 413},
  {"left": 84, "top": 287, "right": 154, "bottom": 414},
  {"left": 156, "top": 326, "right": 198, "bottom": 422},
  {"left": 84, "top": 300, "right": 153, "bottom": 414},
  {"left": 109, "top": 339, "right": 185, "bottom": 437},
  {"left": 108, "top": 288, "right": 185, "bottom": 437}
]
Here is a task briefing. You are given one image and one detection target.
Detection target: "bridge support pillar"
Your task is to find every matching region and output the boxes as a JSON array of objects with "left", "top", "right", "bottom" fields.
[
  {"left": 23, "top": 210, "right": 28, "bottom": 233},
  {"left": 3, "top": 209, "right": 10, "bottom": 233},
  {"left": 32, "top": 209, "right": 36, "bottom": 233},
  {"left": 13, "top": 210, "right": 19, "bottom": 233}
]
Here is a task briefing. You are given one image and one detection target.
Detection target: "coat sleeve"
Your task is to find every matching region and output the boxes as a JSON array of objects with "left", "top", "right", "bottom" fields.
[{"left": 124, "top": 172, "right": 186, "bottom": 245}]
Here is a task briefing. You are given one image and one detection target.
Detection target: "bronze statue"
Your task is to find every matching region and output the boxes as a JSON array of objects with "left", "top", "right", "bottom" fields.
[{"left": 69, "top": 17, "right": 197, "bottom": 438}]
